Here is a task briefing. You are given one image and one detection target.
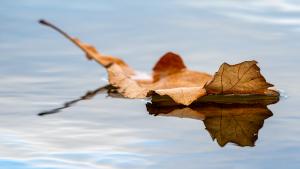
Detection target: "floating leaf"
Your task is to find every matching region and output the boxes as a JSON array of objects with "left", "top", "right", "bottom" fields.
[{"left": 39, "top": 19, "right": 279, "bottom": 106}]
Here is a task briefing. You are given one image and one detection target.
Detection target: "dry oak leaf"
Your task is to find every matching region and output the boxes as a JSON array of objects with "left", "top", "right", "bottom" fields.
[{"left": 205, "top": 61, "right": 273, "bottom": 94}]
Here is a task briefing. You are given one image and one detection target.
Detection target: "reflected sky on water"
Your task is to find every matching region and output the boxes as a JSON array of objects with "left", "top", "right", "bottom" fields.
[{"left": 0, "top": 0, "right": 300, "bottom": 168}]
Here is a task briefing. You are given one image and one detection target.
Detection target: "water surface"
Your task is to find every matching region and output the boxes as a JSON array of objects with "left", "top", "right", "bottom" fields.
[{"left": 0, "top": 0, "right": 299, "bottom": 168}]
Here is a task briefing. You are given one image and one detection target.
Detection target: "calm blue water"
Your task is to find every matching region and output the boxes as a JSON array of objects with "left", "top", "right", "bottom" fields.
[{"left": 0, "top": 0, "right": 299, "bottom": 168}]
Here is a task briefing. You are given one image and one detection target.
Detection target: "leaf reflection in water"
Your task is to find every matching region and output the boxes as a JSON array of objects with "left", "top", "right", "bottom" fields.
[
  {"left": 147, "top": 103, "right": 273, "bottom": 147},
  {"left": 38, "top": 85, "right": 119, "bottom": 116},
  {"left": 38, "top": 85, "right": 274, "bottom": 147}
]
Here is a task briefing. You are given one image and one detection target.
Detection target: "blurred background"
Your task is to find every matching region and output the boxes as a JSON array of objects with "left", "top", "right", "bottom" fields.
[{"left": 0, "top": 0, "right": 299, "bottom": 169}]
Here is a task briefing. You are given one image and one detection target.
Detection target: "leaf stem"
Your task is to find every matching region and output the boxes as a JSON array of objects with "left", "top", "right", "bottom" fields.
[
  {"left": 39, "top": 19, "right": 73, "bottom": 41},
  {"left": 38, "top": 19, "right": 85, "bottom": 52}
]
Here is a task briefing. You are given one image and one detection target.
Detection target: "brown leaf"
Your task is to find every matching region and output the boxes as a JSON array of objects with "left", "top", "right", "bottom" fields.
[
  {"left": 205, "top": 60, "right": 274, "bottom": 94},
  {"left": 40, "top": 20, "right": 279, "bottom": 106}
]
